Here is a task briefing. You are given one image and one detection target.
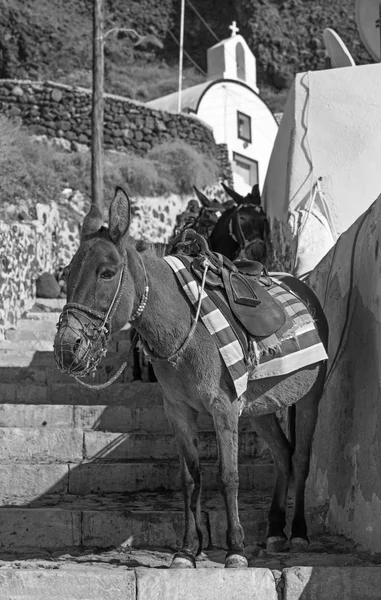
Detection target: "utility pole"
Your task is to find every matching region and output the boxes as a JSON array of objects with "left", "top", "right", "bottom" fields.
[
  {"left": 92, "top": 0, "right": 104, "bottom": 212},
  {"left": 177, "top": 0, "right": 185, "bottom": 113}
]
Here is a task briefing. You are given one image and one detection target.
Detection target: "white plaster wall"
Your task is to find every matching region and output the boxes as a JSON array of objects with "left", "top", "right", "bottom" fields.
[
  {"left": 263, "top": 63, "right": 381, "bottom": 274},
  {"left": 198, "top": 83, "right": 278, "bottom": 195},
  {"left": 207, "top": 35, "right": 258, "bottom": 91},
  {"left": 306, "top": 193, "right": 381, "bottom": 553}
]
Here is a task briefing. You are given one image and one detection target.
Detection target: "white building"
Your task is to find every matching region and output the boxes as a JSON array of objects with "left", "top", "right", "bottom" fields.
[{"left": 147, "top": 23, "right": 278, "bottom": 196}]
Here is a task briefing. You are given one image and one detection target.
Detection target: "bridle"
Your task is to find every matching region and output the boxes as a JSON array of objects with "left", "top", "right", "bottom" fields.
[
  {"left": 54, "top": 253, "right": 149, "bottom": 389},
  {"left": 54, "top": 233, "right": 209, "bottom": 388},
  {"left": 227, "top": 204, "right": 267, "bottom": 260}
]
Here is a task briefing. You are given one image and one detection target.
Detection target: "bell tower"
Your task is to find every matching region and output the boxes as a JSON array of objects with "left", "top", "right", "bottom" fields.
[{"left": 206, "top": 22, "right": 258, "bottom": 92}]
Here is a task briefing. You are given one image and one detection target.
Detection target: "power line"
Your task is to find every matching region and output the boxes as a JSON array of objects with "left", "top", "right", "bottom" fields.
[
  {"left": 181, "top": 4, "right": 260, "bottom": 93},
  {"left": 185, "top": 0, "right": 220, "bottom": 43},
  {"left": 167, "top": 29, "right": 206, "bottom": 75}
]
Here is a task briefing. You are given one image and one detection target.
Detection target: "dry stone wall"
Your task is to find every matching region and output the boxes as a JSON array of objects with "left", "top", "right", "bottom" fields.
[
  {"left": 0, "top": 79, "right": 217, "bottom": 156},
  {"left": 0, "top": 192, "right": 84, "bottom": 338}
]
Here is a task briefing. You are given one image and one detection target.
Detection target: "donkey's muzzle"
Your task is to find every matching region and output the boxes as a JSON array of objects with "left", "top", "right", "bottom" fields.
[{"left": 54, "top": 306, "right": 110, "bottom": 378}]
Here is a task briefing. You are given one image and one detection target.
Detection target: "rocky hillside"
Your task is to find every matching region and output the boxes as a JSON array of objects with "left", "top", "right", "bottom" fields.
[{"left": 0, "top": 0, "right": 373, "bottom": 110}]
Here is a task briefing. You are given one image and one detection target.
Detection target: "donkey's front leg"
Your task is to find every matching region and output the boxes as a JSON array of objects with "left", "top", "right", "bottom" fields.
[
  {"left": 164, "top": 401, "right": 202, "bottom": 568},
  {"left": 212, "top": 398, "right": 247, "bottom": 568}
]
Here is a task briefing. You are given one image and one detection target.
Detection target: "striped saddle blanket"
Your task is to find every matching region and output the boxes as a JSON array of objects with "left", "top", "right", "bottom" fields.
[{"left": 164, "top": 255, "right": 328, "bottom": 399}]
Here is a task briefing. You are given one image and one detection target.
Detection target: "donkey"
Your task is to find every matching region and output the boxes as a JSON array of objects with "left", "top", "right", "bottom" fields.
[
  {"left": 209, "top": 184, "right": 271, "bottom": 265},
  {"left": 54, "top": 187, "right": 328, "bottom": 569},
  {"left": 173, "top": 186, "right": 234, "bottom": 241}
]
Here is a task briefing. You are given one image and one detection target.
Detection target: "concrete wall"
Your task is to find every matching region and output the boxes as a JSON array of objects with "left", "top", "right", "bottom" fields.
[
  {"left": 263, "top": 63, "right": 381, "bottom": 276},
  {"left": 0, "top": 79, "right": 217, "bottom": 157},
  {"left": 306, "top": 192, "right": 381, "bottom": 553}
]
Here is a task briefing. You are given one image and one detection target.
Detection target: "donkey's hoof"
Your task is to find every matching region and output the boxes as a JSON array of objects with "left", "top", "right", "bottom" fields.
[
  {"left": 170, "top": 553, "right": 196, "bottom": 569},
  {"left": 225, "top": 554, "right": 248, "bottom": 568},
  {"left": 266, "top": 536, "right": 288, "bottom": 553},
  {"left": 290, "top": 537, "right": 309, "bottom": 553}
]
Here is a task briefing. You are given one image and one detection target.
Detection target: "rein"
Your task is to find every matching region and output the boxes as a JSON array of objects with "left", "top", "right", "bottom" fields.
[{"left": 139, "top": 257, "right": 210, "bottom": 366}]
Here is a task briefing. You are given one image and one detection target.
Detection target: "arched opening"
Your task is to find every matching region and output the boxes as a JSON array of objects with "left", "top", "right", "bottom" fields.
[{"left": 236, "top": 43, "right": 246, "bottom": 81}]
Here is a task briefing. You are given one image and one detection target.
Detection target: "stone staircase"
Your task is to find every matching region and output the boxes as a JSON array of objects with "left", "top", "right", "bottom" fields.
[{"left": 0, "top": 299, "right": 275, "bottom": 555}]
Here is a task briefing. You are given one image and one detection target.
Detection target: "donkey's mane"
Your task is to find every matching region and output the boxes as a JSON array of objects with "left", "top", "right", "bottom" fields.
[{"left": 133, "top": 239, "right": 169, "bottom": 258}]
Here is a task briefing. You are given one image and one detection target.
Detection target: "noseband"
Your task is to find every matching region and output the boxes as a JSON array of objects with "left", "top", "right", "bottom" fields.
[
  {"left": 54, "top": 254, "right": 149, "bottom": 386},
  {"left": 228, "top": 205, "right": 266, "bottom": 259}
]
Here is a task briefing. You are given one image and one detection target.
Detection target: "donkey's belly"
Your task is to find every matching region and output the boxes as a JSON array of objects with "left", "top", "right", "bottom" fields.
[{"left": 242, "top": 363, "right": 324, "bottom": 417}]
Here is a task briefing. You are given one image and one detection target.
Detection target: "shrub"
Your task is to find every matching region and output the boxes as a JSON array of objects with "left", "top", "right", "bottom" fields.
[
  {"left": 0, "top": 117, "right": 219, "bottom": 218},
  {"left": 148, "top": 140, "right": 219, "bottom": 195}
]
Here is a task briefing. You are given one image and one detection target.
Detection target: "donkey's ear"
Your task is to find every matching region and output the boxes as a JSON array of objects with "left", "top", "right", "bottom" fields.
[
  {"left": 109, "top": 186, "right": 131, "bottom": 244},
  {"left": 221, "top": 183, "right": 243, "bottom": 205},
  {"left": 193, "top": 186, "right": 211, "bottom": 207},
  {"left": 81, "top": 204, "right": 103, "bottom": 240}
]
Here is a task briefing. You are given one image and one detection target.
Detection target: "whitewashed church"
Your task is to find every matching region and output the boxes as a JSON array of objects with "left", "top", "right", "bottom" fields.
[{"left": 147, "top": 23, "right": 278, "bottom": 196}]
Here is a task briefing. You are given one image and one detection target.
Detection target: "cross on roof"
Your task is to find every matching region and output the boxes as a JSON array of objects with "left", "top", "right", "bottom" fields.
[{"left": 229, "top": 21, "right": 239, "bottom": 37}]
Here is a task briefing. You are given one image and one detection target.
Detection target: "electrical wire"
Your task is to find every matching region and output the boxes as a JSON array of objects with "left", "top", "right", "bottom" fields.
[
  {"left": 185, "top": 0, "right": 220, "bottom": 42},
  {"left": 167, "top": 29, "right": 206, "bottom": 75}
]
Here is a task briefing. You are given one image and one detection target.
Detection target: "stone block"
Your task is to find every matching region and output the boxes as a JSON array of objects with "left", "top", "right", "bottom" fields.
[
  {"left": 0, "top": 383, "right": 48, "bottom": 403},
  {"left": 136, "top": 568, "right": 277, "bottom": 600},
  {"left": 49, "top": 381, "right": 163, "bottom": 406},
  {"left": 0, "top": 366, "right": 46, "bottom": 384},
  {"left": 68, "top": 461, "right": 273, "bottom": 495},
  {"left": 82, "top": 509, "right": 209, "bottom": 549},
  {"left": 73, "top": 404, "right": 171, "bottom": 433},
  {"left": 0, "top": 567, "right": 136, "bottom": 600},
  {"left": 284, "top": 566, "right": 381, "bottom": 600},
  {"left": 0, "top": 507, "right": 81, "bottom": 549},
  {"left": 0, "top": 404, "right": 73, "bottom": 428},
  {"left": 0, "top": 463, "right": 68, "bottom": 505},
  {"left": 0, "top": 428, "right": 83, "bottom": 462},
  {"left": 83, "top": 431, "right": 260, "bottom": 461}
]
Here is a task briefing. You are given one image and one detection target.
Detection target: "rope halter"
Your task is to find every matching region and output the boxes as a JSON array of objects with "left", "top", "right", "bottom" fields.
[{"left": 54, "top": 253, "right": 150, "bottom": 388}]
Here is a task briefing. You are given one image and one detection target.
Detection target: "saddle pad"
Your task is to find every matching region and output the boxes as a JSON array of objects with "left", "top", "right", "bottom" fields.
[
  {"left": 165, "top": 255, "right": 249, "bottom": 399},
  {"left": 248, "top": 277, "right": 328, "bottom": 380},
  {"left": 164, "top": 256, "right": 328, "bottom": 399}
]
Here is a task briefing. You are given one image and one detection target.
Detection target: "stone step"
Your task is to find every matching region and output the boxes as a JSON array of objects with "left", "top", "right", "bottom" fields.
[
  {"left": 68, "top": 460, "right": 274, "bottom": 496},
  {"left": 0, "top": 563, "right": 281, "bottom": 600},
  {"left": 0, "top": 427, "right": 266, "bottom": 463},
  {"left": 0, "top": 490, "right": 270, "bottom": 552},
  {"left": 4, "top": 319, "right": 59, "bottom": 342},
  {"left": 30, "top": 299, "right": 66, "bottom": 312},
  {"left": 0, "top": 339, "right": 55, "bottom": 352},
  {"left": 1, "top": 562, "right": 381, "bottom": 600},
  {"left": 0, "top": 357, "right": 135, "bottom": 385},
  {"left": 0, "top": 403, "right": 256, "bottom": 435},
  {"left": 0, "top": 461, "right": 274, "bottom": 504},
  {"left": 0, "top": 381, "right": 162, "bottom": 405}
]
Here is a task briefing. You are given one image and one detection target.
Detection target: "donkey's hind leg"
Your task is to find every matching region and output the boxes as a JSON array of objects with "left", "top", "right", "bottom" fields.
[
  {"left": 290, "top": 388, "right": 320, "bottom": 552},
  {"left": 212, "top": 399, "right": 247, "bottom": 568},
  {"left": 252, "top": 413, "right": 293, "bottom": 552},
  {"left": 164, "top": 401, "right": 202, "bottom": 568}
]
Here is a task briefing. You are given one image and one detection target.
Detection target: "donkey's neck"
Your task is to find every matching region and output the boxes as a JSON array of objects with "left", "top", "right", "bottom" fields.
[{"left": 132, "top": 252, "right": 193, "bottom": 357}]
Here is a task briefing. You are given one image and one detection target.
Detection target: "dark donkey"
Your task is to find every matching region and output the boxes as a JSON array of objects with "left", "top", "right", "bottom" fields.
[
  {"left": 209, "top": 183, "right": 271, "bottom": 265},
  {"left": 54, "top": 187, "right": 328, "bottom": 568}
]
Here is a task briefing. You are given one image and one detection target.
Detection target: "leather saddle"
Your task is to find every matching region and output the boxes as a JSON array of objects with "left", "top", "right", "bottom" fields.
[{"left": 191, "top": 253, "right": 286, "bottom": 338}]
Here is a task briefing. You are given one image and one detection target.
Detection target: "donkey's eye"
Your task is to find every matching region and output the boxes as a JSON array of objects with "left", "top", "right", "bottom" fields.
[{"left": 100, "top": 270, "right": 116, "bottom": 280}]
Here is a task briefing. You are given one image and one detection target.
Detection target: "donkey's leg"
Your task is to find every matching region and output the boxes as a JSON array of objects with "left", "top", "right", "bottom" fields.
[
  {"left": 165, "top": 402, "right": 202, "bottom": 568},
  {"left": 252, "top": 413, "right": 293, "bottom": 552},
  {"left": 212, "top": 400, "right": 247, "bottom": 568},
  {"left": 289, "top": 391, "right": 320, "bottom": 552}
]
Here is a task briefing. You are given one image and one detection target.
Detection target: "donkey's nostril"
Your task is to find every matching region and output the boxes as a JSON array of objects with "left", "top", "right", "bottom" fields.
[{"left": 73, "top": 338, "right": 82, "bottom": 353}]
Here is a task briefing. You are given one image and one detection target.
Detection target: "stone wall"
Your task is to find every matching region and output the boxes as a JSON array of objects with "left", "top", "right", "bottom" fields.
[
  {"left": 306, "top": 193, "right": 381, "bottom": 553},
  {"left": 0, "top": 192, "right": 85, "bottom": 338},
  {"left": 0, "top": 79, "right": 217, "bottom": 157}
]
